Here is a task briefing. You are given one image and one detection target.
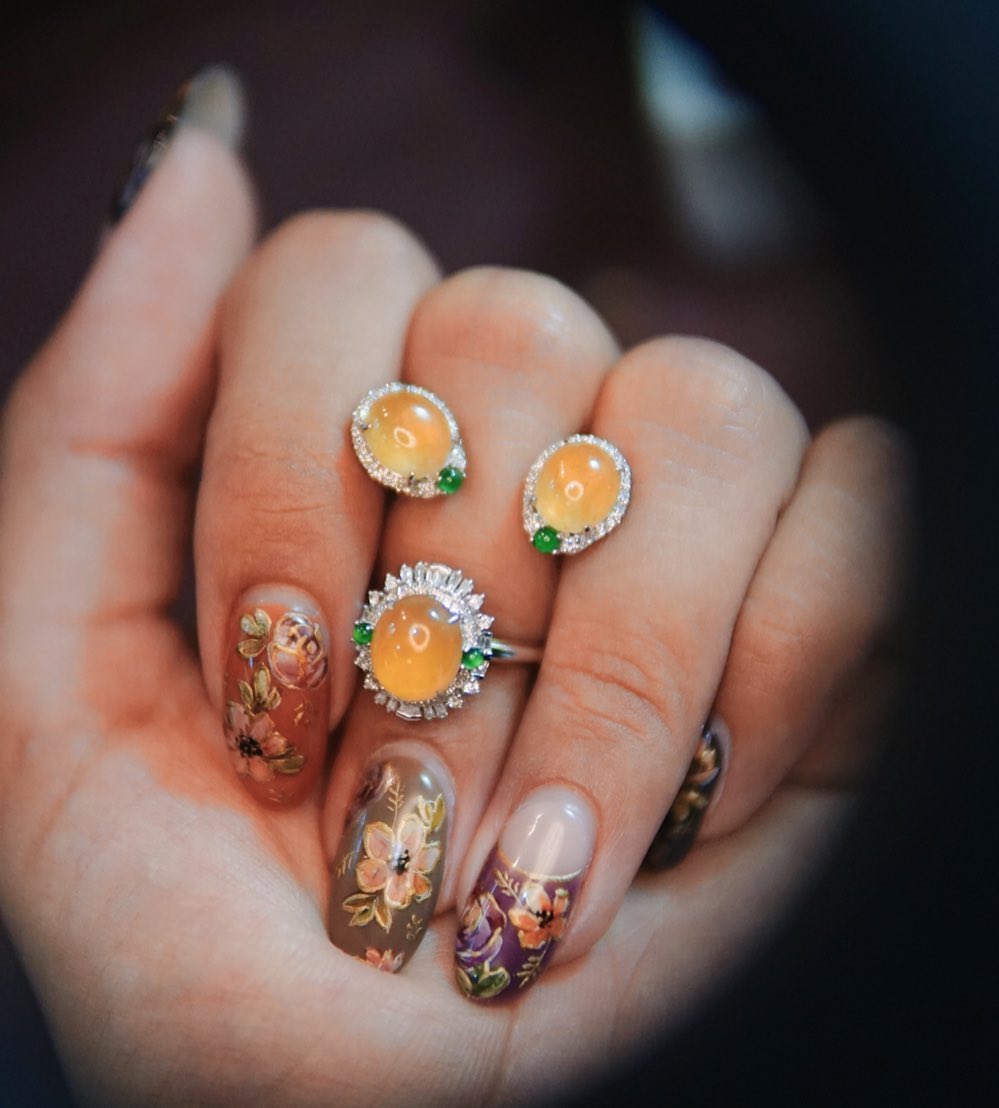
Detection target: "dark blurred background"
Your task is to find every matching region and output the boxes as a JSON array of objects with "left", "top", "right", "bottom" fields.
[{"left": 1, "top": 1, "right": 996, "bottom": 1103}]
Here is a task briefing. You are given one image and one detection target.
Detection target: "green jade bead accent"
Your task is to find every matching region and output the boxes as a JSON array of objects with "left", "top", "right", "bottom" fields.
[
  {"left": 532, "top": 526, "right": 561, "bottom": 554},
  {"left": 352, "top": 621, "right": 374, "bottom": 645},
  {"left": 437, "top": 465, "right": 465, "bottom": 495},
  {"left": 461, "top": 647, "right": 486, "bottom": 670}
]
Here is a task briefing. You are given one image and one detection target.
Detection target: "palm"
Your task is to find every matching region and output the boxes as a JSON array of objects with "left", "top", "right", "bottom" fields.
[{"left": 3, "top": 608, "right": 843, "bottom": 1103}]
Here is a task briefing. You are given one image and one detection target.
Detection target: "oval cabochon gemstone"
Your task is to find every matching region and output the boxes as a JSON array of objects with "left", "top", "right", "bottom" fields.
[{"left": 370, "top": 595, "right": 463, "bottom": 702}]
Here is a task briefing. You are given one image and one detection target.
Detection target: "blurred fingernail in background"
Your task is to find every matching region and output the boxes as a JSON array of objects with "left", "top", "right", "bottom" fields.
[
  {"left": 328, "top": 752, "right": 450, "bottom": 973},
  {"left": 222, "top": 590, "right": 330, "bottom": 807},
  {"left": 455, "top": 786, "right": 595, "bottom": 1001},
  {"left": 642, "top": 717, "right": 726, "bottom": 871},
  {"left": 108, "top": 63, "right": 245, "bottom": 226}
]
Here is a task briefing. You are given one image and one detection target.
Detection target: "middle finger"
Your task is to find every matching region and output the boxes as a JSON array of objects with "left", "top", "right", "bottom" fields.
[{"left": 325, "top": 266, "right": 618, "bottom": 967}]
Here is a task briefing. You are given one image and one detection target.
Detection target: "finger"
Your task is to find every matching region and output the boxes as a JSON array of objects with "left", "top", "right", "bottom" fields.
[
  {"left": 453, "top": 337, "right": 810, "bottom": 1000},
  {"left": 701, "top": 416, "right": 913, "bottom": 837},
  {"left": 324, "top": 268, "right": 618, "bottom": 968},
  {"left": 0, "top": 123, "right": 255, "bottom": 749},
  {"left": 790, "top": 651, "right": 901, "bottom": 788},
  {"left": 196, "top": 211, "right": 438, "bottom": 806}
]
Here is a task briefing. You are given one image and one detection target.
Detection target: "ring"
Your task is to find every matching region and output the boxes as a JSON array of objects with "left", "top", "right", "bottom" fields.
[
  {"left": 351, "top": 382, "right": 466, "bottom": 497},
  {"left": 353, "top": 562, "right": 536, "bottom": 720},
  {"left": 523, "top": 434, "right": 631, "bottom": 554}
]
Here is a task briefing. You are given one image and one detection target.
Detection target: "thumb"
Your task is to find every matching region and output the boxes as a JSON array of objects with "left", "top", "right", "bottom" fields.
[{"left": 0, "top": 67, "right": 256, "bottom": 741}]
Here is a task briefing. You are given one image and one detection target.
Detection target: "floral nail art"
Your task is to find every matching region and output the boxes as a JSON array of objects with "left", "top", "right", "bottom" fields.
[
  {"left": 455, "top": 848, "right": 583, "bottom": 1001},
  {"left": 330, "top": 758, "right": 448, "bottom": 972},
  {"left": 642, "top": 721, "right": 723, "bottom": 870},
  {"left": 223, "top": 601, "right": 329, "bottom": 804}
]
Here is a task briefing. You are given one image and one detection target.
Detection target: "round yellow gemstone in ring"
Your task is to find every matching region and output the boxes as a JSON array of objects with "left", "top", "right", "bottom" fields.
[
  {"left": 362, "top": 388, "right": 453, "bottom": 480},
  {"left": 534, "top": 440, "right": 622, "bottom": 533},
  {"left": 370, "top": 595, "right": 463, "bottom": 703}
]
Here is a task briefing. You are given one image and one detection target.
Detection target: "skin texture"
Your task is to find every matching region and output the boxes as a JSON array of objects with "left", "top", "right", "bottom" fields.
[{"left": 0, "top": 129, "right": 910, "bottom": 1103}]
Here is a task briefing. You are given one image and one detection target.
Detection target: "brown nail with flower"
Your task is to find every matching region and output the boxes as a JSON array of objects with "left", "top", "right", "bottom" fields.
[
  {"left": 329, "top": 755, "right": 449, "bottom": 972},
  {"left": 222, "top": 592, "right": 330, "bottom": 805}
]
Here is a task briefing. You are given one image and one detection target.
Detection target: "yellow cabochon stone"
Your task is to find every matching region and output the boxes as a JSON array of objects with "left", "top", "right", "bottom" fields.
[
  {"left": 535, "top": 441, "right": 621, "bottom": 533},
  {"left": 363, "top": 389, "right": 452, "bottom": 479},
  {"left": 371, "top": 595, "right": 463, "bottom": 703}
]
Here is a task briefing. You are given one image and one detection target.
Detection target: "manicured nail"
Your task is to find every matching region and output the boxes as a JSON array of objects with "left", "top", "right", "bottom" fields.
[
  {"left": 642, "top": 718, "right": 725, "bottom": 870},
  {"left": 329, "top": 753, "right": 450, "bottom": 972},
  {"left": 108, "top": 63, "right": 245, "bottom": 226},
  {"left": 222, "top": 589, "right": 330, "bottom": 805},
  {"left": 455, "top": 786, "right": 595, "bottom": 1001}
]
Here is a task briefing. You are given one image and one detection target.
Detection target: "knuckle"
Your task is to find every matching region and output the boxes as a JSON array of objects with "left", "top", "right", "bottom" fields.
[
  {"left": 813, "top": 415, "right": 915, "bottom": 496},
  {"left": 208, "top": 433, "right": 343, "bottom": 514},
  {"left": 232, "top": 208, "right": 434, "bottom": 300},
  {"left": 732, "top": 590, "right": 814, "bottom": 685},
  {"left": 412, "top": 266, "right": 617, "bottom": 378},
  {"left": 607, "top": 335, "right": 808, "bottom": 461},
  {"left": 543, "top": 617, "right": 688, "bottom": 759}
]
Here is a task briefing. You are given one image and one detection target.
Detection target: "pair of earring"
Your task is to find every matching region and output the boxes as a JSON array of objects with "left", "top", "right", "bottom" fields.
[{"left": 351, "top": 382, "right": 632, "bottom": 556}]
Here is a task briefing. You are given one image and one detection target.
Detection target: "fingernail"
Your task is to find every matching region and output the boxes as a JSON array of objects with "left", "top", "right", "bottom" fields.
[
  {"left": 108, "top": 63, "right": 246, "bottom": 226},
  {"left": 642, "top": 718, "right": 725, "bottom": 870},
  {"left": 222, "top": 589, "right": 330, "bottom": 806},
  {"left": 455, "top": 786, "right": 595, "bottom": 1001},
  {"left": 329, "top": 752, "right": 450, "bottom": 973}
]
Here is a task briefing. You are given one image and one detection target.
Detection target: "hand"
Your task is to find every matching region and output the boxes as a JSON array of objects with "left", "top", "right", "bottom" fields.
[{"left": 0, "top": 120, "right": 910, "bottom": 1104}]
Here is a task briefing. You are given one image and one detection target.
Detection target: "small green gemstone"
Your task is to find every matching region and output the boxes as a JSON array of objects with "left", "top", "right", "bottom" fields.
[
  {"left": 462, "top": 648, "right": 486, "bottom": 670},
  {"left": 437, "top": 465, "right": 464, "bottom": 495},
  {"left": 532, "top": 526, "right": 561, "bottom": 554},
  {"left": 352, "top": 621, "right": 374, "bottom": 645}
]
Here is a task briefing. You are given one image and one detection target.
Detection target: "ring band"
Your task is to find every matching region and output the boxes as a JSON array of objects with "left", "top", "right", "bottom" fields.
[{"left": 488, "top": 638, "right": 544, "bottom": 665}]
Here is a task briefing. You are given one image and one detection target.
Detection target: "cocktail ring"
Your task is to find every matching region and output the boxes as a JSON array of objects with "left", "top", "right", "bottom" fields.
[
  {"left": 351, "top": 382, "right": 466, "bottom": 497},
  {"left": 523, "top": 434, "right": 631, "bottom": 554},
  {"left": 352, "top": 563, "right": 536, "bottom": 720}
]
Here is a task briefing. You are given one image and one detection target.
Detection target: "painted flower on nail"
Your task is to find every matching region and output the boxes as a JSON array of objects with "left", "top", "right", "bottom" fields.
[
  {"left": 456, "top": 889, "right": 506, "bottom": 967},
  {"left": 238, "top": 607, "right": 329, "bottom": 691},
  {"left": 508, "top": 883, "right": 570, "bottom": 950},
  {"left": 224, "top": 664, "right": 305, "bottom": 779},
  {"left": 455, "top": 888, "right": 511, "bottom": 999},
  {"left": 224, "top": 703, "right": 293, "bottom": 782},
  {"left": 356, "top": 814, "right": 442, "bottom": 910},
  {"left": 267, "top": 612, "right": 329, "bottom": 690},
  {"left": 363, "top": 947, "right": 404, "bottom": 973}
]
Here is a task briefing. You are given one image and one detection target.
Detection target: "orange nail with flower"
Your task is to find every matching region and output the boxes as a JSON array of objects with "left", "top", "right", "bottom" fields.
[{"left": 222, "top": 599, "right": 330, "bottom": 805}]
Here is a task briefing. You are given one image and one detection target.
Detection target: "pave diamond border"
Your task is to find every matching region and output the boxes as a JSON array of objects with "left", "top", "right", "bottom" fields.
[
  {"left": 351, "top": 382, "right": 466, "bottom": 498},
  {"left": 522, "top": 434, "right": 632, "bottom": 555},
  {"left": 353, "top": 562, "right": 493, "bottom": 720}
]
